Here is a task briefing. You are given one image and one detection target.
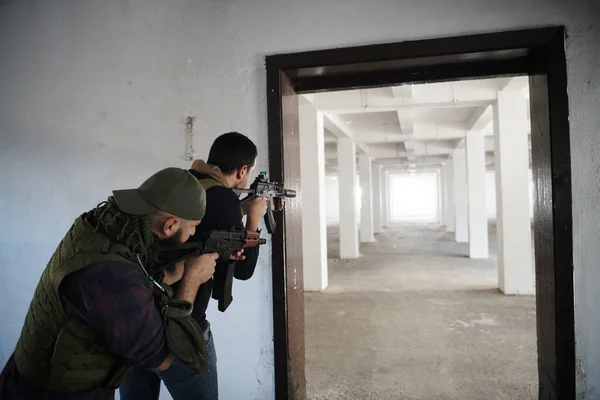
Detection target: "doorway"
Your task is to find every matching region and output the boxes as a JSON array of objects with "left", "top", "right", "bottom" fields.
[{"left": 266, "top": 27, "right": 573, "bottom": 400}]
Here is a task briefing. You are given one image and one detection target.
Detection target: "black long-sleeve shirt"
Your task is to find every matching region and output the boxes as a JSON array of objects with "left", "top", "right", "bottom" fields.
[{"left": 176, "top": 171, "right": 260, "bottom": 330}]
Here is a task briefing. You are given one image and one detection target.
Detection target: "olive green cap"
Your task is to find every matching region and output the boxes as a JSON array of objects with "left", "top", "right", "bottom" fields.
[{"left": 113, "top": 168, "right": 206, "bottom": 221}]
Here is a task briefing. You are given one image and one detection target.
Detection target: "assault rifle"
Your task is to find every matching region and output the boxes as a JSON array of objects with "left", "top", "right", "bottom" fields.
[
  {"left": 155, "top": 229, "right": 266, "bottom": 312},
  {"left": 233, "top": 172, "right": 297, "bottom": 234}
]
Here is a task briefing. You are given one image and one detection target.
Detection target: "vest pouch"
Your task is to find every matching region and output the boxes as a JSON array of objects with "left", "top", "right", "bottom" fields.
[
  {"left": 66, "top": 353, "right": 132, "bottom": 389},
  {"left": 161, "top": 298, "right": 208, "bottom": 374},
  {"left": 47, "top": 320, "right": 121, "bottom": 392}
]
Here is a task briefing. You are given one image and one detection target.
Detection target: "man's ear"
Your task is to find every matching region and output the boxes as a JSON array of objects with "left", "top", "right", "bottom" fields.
[
  {"left": 236, "top": 165, "right": 248, "bottom": 180},
  {"left": 162, "top": 217, "right": 180, "bottom": 236}
]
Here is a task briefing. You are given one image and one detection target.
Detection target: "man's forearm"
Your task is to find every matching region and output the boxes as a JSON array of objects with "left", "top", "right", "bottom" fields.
[
  {"left": 246, "top": 216, "right": 261, "bottom": 232},
  {"left": 176, "top": 275, "right": 201, "bottom": 303}
]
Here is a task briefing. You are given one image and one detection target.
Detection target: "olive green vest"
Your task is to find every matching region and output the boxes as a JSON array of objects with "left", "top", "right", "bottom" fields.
[{"left": 14, "top": 215, "right": 134, "bottom": 392}]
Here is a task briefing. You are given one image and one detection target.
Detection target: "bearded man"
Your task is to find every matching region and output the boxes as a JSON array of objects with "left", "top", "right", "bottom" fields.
[{"left": 0, "top": 167, "right": 221, "bottom": 400}]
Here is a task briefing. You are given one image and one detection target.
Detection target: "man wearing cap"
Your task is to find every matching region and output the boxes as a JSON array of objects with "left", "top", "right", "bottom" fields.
[{"left": 0, "top": 167, "right": 221, "bottom": 400}]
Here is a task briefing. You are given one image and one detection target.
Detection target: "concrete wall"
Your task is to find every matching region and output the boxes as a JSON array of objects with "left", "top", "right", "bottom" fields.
[{"left": 0, "top": 1, "right": 599, "bottom": 398}]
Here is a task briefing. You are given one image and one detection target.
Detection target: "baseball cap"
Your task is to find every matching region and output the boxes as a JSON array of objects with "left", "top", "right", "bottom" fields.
[{"left": 112, "top": 168, "right": 206, "bottom": 221}]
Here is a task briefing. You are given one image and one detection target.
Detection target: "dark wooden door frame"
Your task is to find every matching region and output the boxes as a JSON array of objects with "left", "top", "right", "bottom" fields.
[{"left": 266, "top": 26, "right": 574, "bottom": 400}]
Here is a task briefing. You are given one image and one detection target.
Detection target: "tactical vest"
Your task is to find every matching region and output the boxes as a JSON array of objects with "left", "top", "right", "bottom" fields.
[
  {"left": 197, "top": 178, "right": 225, "bottom": 192},
  {"left": 14, "top": 215, "right": 133, "bottom": 392}
]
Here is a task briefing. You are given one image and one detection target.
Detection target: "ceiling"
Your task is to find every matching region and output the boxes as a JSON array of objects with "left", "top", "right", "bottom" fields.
[{"left": 304, "top": 76, "right": 531, "bottom": 174}]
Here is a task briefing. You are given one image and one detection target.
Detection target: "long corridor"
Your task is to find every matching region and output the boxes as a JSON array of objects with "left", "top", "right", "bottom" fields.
[{"left": 305, "top": 225, "right": 537, "bottom": 400}]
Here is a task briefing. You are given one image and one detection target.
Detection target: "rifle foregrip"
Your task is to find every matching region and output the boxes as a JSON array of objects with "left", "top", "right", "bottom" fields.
[{"left": 265, "top": 206, "right": 276, "bottom": 234}]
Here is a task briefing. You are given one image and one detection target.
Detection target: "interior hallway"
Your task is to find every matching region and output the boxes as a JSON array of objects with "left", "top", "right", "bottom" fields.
[{"left": 305, "top": 225, "right": 537, "bottom": 400}]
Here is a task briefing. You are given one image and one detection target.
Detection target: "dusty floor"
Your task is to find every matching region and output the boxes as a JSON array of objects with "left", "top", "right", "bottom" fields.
[{"left": 305, "top": 224, "right": 537, "bottom": 400}]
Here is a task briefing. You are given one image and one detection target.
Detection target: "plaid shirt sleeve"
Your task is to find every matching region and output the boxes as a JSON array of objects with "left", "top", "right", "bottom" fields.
[{"left": 59, "top": 261, "right": 168, "bottom": 370}]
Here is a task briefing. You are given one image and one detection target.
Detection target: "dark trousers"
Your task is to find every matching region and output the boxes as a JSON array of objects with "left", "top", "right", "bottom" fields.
[{"left": 119, "top": 325, "right": 218, "bottom": 400}]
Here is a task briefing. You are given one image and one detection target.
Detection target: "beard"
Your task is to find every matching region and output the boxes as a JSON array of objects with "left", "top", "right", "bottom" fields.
[
  {"left": 154, "top": 229, "right": 186, "bottom": 277},
  {"left": 158, "top": 230, "right": 185, "bottom": 248}
]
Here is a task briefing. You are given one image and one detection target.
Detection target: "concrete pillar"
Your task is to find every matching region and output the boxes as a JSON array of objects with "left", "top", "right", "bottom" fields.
[
  {"left": 494, "top": 90, "right": 534, "bottom": 294},
  {"left": 359, "top": 154, "right": 375, "bottom": 242},
  {"left": 337, "top": 138, "right": 360, "bottom": 258},
  {"left": 372, "top": 163, "right": 383, "bottom": 233},
  {"left": 382, "top": 170, "right": 390, "bottom": 228},
  {"left": 299, "top": 99, "right": 328, "bottom": 291},
  {"left": 453, "top": 146, "right": 469, "bottom": 243},
  {"left": 438, "top": 168, "right": 446, "bottom": 225},
  {"left": 466, "top": 130, "right": 489, "bottom": 259},
  {"left": 445, "top": 161, "right": 455, "bottom": 233}
]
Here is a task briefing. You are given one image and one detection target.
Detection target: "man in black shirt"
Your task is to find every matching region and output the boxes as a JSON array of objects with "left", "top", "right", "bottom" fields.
[{"left": 120, "top": 133, "right": 267, "bottom": 400}]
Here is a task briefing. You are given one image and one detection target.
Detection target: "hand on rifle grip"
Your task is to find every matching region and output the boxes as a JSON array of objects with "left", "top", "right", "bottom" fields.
[
  {"left": 229, "top": 248, "right": 246, "bottom": 261},
  {"left": 183, "top": 252, "right": 218, "bottom": 285},
  {"left": 271, "top": 196, "right": 285, "bottom": 211},
  {"left": 242, "top": 195, "right": 268, "bottom": 220}
]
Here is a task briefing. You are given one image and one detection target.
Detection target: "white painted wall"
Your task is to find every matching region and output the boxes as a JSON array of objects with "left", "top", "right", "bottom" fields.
[{"left": 1, "top": 1, "right": 599, "bottom": 398}]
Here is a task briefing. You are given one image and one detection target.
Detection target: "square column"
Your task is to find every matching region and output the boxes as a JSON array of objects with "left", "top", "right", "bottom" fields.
[
  {"left": 445, "top": 161, "right": 455, "bottom": 233},
  {"left": 453, "top": 146, "right": 469, "bottom": 243},
  {"left": 466, "top": 130, "right": 489, "bottom": 259},
  {"left": 337, "top": 138, "right": 360, "bottom": 258},
  {"left": 359, "top": 154, "right": 375, "bottom": 243},
  {"left": 382, "top": 170, "right": 390, "bottom": 228},
  {"left": 372, "top": 163, "right": 383, "bottom": 233},
  {"left": 299, "top": 99, "right": 328, "bottom": 291},
  {"left": 494, "top": 90, "right": 534, "bottom": 294},
  {"left": 438, "top": 167, "right": 446, "bottom": 225}
]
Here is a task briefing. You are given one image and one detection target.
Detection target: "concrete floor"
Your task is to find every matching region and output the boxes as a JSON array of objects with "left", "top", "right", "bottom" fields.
[{"left": 305, "top": 224, "right": 537, "bottom": 400}]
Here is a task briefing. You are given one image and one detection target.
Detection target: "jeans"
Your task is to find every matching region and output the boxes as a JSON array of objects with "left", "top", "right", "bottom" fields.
[{"left": 119, "top": 325, "right": 218, "bottom": 400}]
